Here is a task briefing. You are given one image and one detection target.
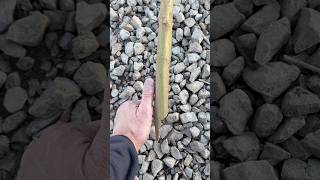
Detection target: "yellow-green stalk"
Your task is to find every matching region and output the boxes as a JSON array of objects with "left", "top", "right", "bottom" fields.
[{"left": 155, "top": 0, "right": 174, "bottom": 140}]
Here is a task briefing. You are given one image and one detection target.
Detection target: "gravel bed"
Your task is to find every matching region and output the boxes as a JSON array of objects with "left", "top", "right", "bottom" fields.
[
  {"left": 213, "top": 0, "right": 320, "bottom": 180},
  {"left": 0, "top": 0, "right": 107, "bottom": 179},
  {"left": 110, "top": 0, "right": 210, "bottom": 179}
]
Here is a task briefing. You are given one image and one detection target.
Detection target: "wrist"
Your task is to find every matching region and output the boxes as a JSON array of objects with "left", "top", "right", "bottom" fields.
[{"left": 113, "top": 132, "right": 140, "bottom": 152}]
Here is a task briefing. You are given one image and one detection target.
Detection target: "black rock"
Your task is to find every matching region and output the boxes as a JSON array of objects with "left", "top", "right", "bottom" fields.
[
  {"left": 259, "top": 142, "right": 290, "bottom": 165},
  {"left": 0, "top": 0, "right": 16, "bottom": 32},
  {"left": 212, "top": 39, "right": 236, "bottom": 67},
  {"left": 241, "top": 2, "right": 280, "bottom": 34},
  {"left": 44, "top": 10, "right": 67, "bottom": 31},
  {"left": 59, "top": 0, "right": 75, "bottom": 11},
  {"left": 222, "top": 56, "right": 245, "bottom": 86},
  {"left": 268, "top": 117, "right": 306, "bottom": 144},
  {"left": 73, "top": 61, "right": 107, "bottom": 95},
  {"left": 281, "top": 86, "right": 320, "bottom": 117},
  {"left": 223, "top": 160, "right": 278, "bottom": 180},
  {"left": 234, "top": 0, "right": 254, "bottom": 16},
  {"left": 72, "top": 31, "right": 99, "bottom": 59},
  {"left": 5, "top": 72, "right": 21, "bottom": 89},
  {"left": 252, "top": 104, "right": 283, "bottom": 138},
  {"left": 281, "top": 136, "right": 310, "bottom": 160},
  {"left": 281, "top": 158, "right": 310, "bottom": 180},
  {"left": 212, "top": 72, "right": 226, "bottom": 102},
  {"left": 16, "top": 57, "right": 34, "bottom": 71},
  {"left": 223, "top": 133, "right": 260, "bottom": 161},
  {"left": 1, "top": 111, "right": 27, "bottom": 133},
  {"left": 298, "top": 114, "right": 320, "bottom": 137},
  {"left": 301, "top": 129, "right": 320, "bottom": 159},
  {"left": 0, "top": 135, "right": 10, "bottom": 158},
  {"left": 306, "top": 158, "right": 320, "bottom": 180},
  {"left": 218, "top": 89, "right": 253, "bottom": 135},
  {"left": 280, "top": 0, "right": 307, "bottom": 22},
  {"left": 0, "top": 71, "right": 7, "bottom": 89},
  {"left": 71, "top": 99, "right": 91, "bottom": 123},
  {"left": 3, "top": 87, "right": 28, "bottom": 113},
  {"left": 254, "top": 18, "right": 291, "bottom": 64},
  {"left": 212, "top": 3, "right": 245, "bottom": 39},
  {"left": 0, "top": 35, "right": 26, "bottom": 58},
  {"left": 39, "top": 0, "right": 57, "bottom": 10},
  {"left": 6, "top": 12, "right": 49, "bottom": 47},
  {"left": 293, "top": 8, "right": 320, "bottom": 53}
]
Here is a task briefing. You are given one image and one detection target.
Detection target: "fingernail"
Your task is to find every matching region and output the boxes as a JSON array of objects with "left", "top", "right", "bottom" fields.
[{"left": 145, "top": 78, "right": 154, "bottom": 88}]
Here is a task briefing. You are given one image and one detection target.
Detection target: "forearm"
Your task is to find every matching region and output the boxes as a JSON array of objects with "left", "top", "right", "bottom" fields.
[{"left": 110, "top": 135, "right": 139, "bottom": 180}]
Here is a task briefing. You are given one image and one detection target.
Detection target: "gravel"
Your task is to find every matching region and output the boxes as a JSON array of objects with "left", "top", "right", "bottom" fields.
[{"left": 213, "top": 1, "right": 320, "bottom": 180}]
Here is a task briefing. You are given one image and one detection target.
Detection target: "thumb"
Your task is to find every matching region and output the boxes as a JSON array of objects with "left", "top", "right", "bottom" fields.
[{"left": 139, "top": 78, "right": 155, "bottom": 112}]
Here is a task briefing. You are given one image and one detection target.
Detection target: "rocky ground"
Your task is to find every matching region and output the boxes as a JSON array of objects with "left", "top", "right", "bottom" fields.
[
  {"left": 0, "top": 0, "right": 107, "bottom": 179},
  {"left": 213, "top": 0, "right": 320, "bottom": 180},
  {"left": 110, "top": 0, "right": 210, "bottom": 179}
]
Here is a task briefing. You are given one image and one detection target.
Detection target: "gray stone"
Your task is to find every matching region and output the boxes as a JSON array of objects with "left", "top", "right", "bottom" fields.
[
  {"left": 29, "top": 77, "right": 81, "bottom": 118},
  {"left": 190, "top": 141, "right": 206, "bottom": 153},
  {"left": 3, "top": 87, "right": 28, "bottom": 113},
  {"left": 222, "top": 56, "right": 245, "bottom": 86},
  {"left": 7, "top": 12, "right": 49, "bottom": 46},
  {"left": 180, "top": 112, "right": 197, "bottom": 124},
  {"left": 259, "top": 142, "right": 290, "bottom": 165},
  {"left": 160, "top": 125, "right": 172, "bottom": 139},
  {"left": 0, "top": 0, "right": 16, "bottom": 32},
  {"left": 190, "top": 127, "right": 200, "bottom": 137},
  {"left": 163, "top": 157, "right": 176, "bottom": 168},
  {"left": 170, "top": 147, "right": 182, "bottom": 159},
  {"left": 75, "top": 1, "right": 107, "bottom": 33},
  {"left": 243, "top": 62, "right": 300, "bottom": 101},
  {"left": 191, "top": 27, "right": 204, "bottom": 43},
  {"left": 282, "top": 86, "right": 320, "bottom": 117},
  {"left": 74, "top": 62, "right": 106, "bottom": 95},
  {"left": 127, "top": 0, "right": 137, "bottom": 6},
  {"left": 218, "top": 89, "right": 253, "bottom": 135},
  {"left": 255, "top": 18, "right": 291, "bottom": 64},
  {"left": 268, "top": 117, "right": 306, "bottom": 144},
  {"left": 293, "top": 8, "right": 320, "bottom": 53},
  {"left": 179, "top": 90, "right": 189, "bottom": 105},
  {"left": 166, "top": 113, "right": 179, "bottom": 123},
  {"left": 252, "top": 104, "right": 283, "bottom": 138},
  {"left": 184, "top": 18, "right": 196, "bottom": 27},
  {"left": 176, "top": 28, "right": 184, "bottom": 41},
  {"left": 241, "top": 2, "right": 280, "bottom": 34},
  {"left": 187, "top": 53, "right": 201, "bottom": 63},
  {"left": 119, "top": 86, "right": 135, "bottom": 99},
  {"left": 173, "top": 62, "right": 186, "bottom": 74},
  {"left": 223, "top": 160, "right": 278, "bottom": 180},
  {"left": 212, "top": 3, "right": 245, "bottom": 39},
  {"left": 72, "top": 31, "right": 99, "bottom": 59},
  {"left": 136, "top": 27, "right": 145, "bottom": 39},
  {"left": 161, "top": 139, "right": 170, "bottom": 154},
  {"left": 151, "top": 159, "right": 163, "bottom": 176},
  {"left": 143, "top": 173, "right": 154, "bottom": 180},
  {"left": 1, "top": 111, "right": 27, "bottom": 133},
  {"left": 125, "top": 42, "right": 134, "bottom": 57},
  {"left": 119, "top": 29, "right": 130, "bottom": 40},
  {"left": 188, "top": 42, "right": 202, "bottom": 53},
  {"left": 212, "top": 39, "right": 236, "bottom": 67},
  {"left": 110, "top": 8, "right": 118, "bottom": 21},
  {"left": 186, "top": 81, "right": 204, "bottom": 93},
  {"left": 189, "top": 67, "right": 201, "bottom": 82},
  {"left": 134, "top": 43, "right": 145, "bottom": 55},
  {"left": 131, "top": 16, "right": 142, "bottom": 29},
  {"left": 112, "top": 65, "right": 126, "bottom": 76},
  {"left": 223, "top": 133, "right": 260, "bottom": 161}
]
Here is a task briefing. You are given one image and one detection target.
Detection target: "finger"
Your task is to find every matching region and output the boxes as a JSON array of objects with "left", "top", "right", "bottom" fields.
[{"left": 139, "top": 78, "right": 154, "bottom": 111}]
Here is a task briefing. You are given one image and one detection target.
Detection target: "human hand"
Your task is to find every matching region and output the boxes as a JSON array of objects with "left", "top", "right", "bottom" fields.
[
  {"left": 112, "top": 78, "right": 154, "bottom": 152},
  {"left": 16, "top": 89, "right": 108, "bottom": 180}
]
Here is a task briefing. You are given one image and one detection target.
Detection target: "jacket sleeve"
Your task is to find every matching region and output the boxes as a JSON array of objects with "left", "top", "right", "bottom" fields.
[{"left": 110, "top": 135, "right": 139, "bottom": 180}]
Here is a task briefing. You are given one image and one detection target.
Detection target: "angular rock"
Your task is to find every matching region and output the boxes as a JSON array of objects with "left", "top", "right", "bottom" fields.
[
  {"left": 44, "top": 10, "right": 67, "bottom": 31},
  {"left": 74, "top": 62, "right": 106, "bottom": 95},
  {"left": 186, "top": 81, "right": 204, "bottom": 93},
  {"left": 71, "top": 99, "right": 91, "bottom": 123},
  {"left": 222, "top": 56, "right": 245, "bottom": 85},
  {"left": 255, "top": 18, "right": 291, "bottom": 64},
  {"left": 259, "top": 142, "right": 290, "bottom": 165},
  {"left": 307, "top": 75, "right": 320, "bottom": 95},
  {"left": 170, "top": 147, "right": 182, "bottom": 159},
  {"left": 0, "top": 0, "right": 16, "bottom": 32},
  {"left": 179, "top": 90, "right": 189, "bottom": 105},
  {"left": 218, "top": 89, "right": 253, "bottom": 135},
  {"left": 241, "top": 2, "right": 280, "bottom": 34},
  {"left": 280, "top": 0, "right": 307, "bottom": 22},
  {"left": 234, "top": 0, "right": 254, "bottom": 16},
  {"left": 163, "top": 157, "right": 176, "bottom": 168},
  {"left": 302, "top": 129, "right": 320, "bottom": 159},
  {"left": 223, "top": 133, "right": 260, "bottom": 161},
  {"left": 1, "top": 111, "right": 27, "bottom": 133},
  {"left": 180, "top": 112, "right": 197, "bottom": 124},
  {"left": 268, "top": 117, "right": 306, "bottom": 144},
  {"left": 151, "top": 159, "right": 163, "bottom": 176},
  {"left": 211, "top": 161, "right": 223, "bottom": 180},
  {"left": 7, "top": 12, "right": 49, "bottom": 46},
  {"left": 252, "top": 104, "right": 283, "bottom": 138},
  {"left": 243, "top": 62, "right": 300, "bottom": 101},
  {"left": 134, "top": 43, "right": 145, "bottom": 55},
  {"left": 281, "top": 159, "right": 310, "bottom": 180},
  {"left": 39, "top": 0, "right": 57, "bottom": 10},
  {"left": 0, "top": 135, "right": 9, "bottom": 158},
  {"left": 293, "top": 8, "right": 320, "bottom": 53},
  {"left": 282, "top": 136, "right": 310, "bottom": 160},
  {"left": 119, "top": 86, "right": 135, "bottom": 99},
  {"left": 223, "top": 160, "right": 278, "bottom": 180},
  {"left": 212, "top": 3, "right": 245, "bottom": 39},
  {"left": 29, "top": 77, "right": 81, "bottom": 118},
  {"left": 16, "top": 57, "right": 34, "bottom": 71},
  {"left": 306, "top": 158, "right": 320, "bottom": 180},
  {"left": 0, "top": 35, "right": 26, "bottom": 58},
  {"left": 3, "top": 87, "right": 28, "bottom": 113},
  {"left": 190, "top": 141, "right": 206, "bottom": 153},
  {"left": 72, "top": 31, "right": 99, "bottom": 59},
  {"left": 298, "top": 114, "right": 320, "bottom": 137},
  {"left": 75, "top": 1, "right": 107, "bottom": 33},
  {"left": 212, "top": 39, "right": 236, "bottom": 67},
  {"left": 281, "top": 86, "right": 320, "bottom": 117}
]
